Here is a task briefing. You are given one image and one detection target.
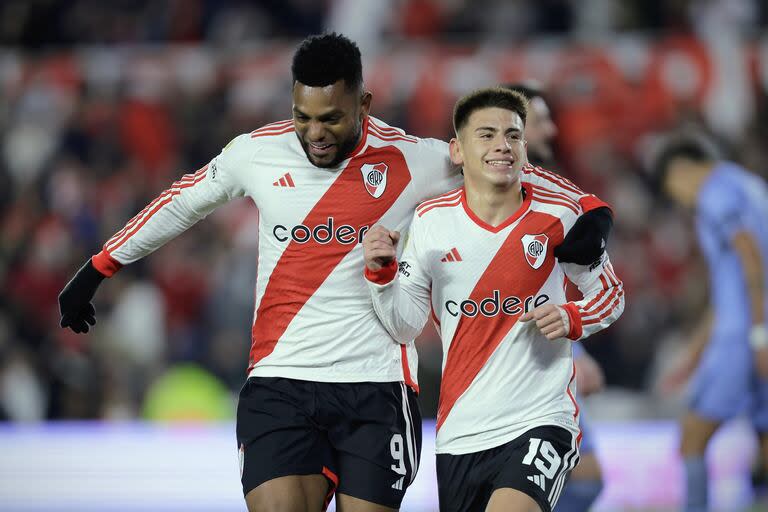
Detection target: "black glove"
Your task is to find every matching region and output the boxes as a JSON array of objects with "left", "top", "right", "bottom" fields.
[
  {"left": 58, "top": 259, "right": 106, "bottom": 333},
  {"left": 554, "top": 207, "right": 613, "bottom": 266}
]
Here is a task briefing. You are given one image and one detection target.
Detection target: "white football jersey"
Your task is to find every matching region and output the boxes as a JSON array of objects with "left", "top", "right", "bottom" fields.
[
  {"left": 92, "top": 116, "right": 461, "bottom": 388},
  {"left": 366, "top": 165, "right": 624, "bottom": 454}
]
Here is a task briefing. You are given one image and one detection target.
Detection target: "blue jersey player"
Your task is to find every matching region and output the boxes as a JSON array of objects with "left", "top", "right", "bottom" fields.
[{"left": 655, "top": 131, "right": 768, "bottom": 512}]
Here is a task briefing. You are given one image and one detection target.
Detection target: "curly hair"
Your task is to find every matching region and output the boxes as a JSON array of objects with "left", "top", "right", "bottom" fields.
[{"left": 291, "top": 32, "right": 363, "bottom": 91}]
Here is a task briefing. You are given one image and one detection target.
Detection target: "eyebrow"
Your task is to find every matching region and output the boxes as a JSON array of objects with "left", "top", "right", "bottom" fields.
[
  {"left": 474, "top": 126, "right": 522, "bottom": 135},
  {"left": 293, "top": 107, "right": 345, "bottom": 121}
]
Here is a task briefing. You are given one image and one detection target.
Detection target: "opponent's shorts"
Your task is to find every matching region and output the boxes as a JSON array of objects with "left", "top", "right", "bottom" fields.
[
  {"left": 688, "top": 334, "right": 768, "bottom": 431},
  {"left": 236, "top": 377, "right": 421, "bottom": 509},
  {"left": 436, "top": 425, "right": 580, "bottom": 512}
]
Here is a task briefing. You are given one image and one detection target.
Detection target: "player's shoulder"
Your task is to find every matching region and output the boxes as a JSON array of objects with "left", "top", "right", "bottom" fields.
[
  {"left": 367, "top": 116, "right": 419, "bottom": 145},
  {"left": 700, "top": 163, "right": 746, "bottom": 208},
  {"left": 249, "top": 119, "right": 296, "bottom": 140},
  {"left": 521, "top": 164, "right": 584, "bottom": 197},
  {"left": 221, "top": 120, "right": 295, "bottom": 152},
  {"left": 367, "top": 116, "right": 450, "bottom": 154},
  {"left": 414, "top": 187, "right": 463, "bottom": 219}
]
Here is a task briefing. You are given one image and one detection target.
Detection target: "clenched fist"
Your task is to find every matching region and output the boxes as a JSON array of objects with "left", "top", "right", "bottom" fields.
[
  {"left": 520, "top": 304, "right": 571, "bottom": 340},
  {"left": 362, "top": 225, "right": 400, "bottom": 271}
]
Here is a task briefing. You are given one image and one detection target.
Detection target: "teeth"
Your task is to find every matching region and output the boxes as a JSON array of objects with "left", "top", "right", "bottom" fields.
[{"left": 486, "top": 160, "right": 511, "bottom": 166}]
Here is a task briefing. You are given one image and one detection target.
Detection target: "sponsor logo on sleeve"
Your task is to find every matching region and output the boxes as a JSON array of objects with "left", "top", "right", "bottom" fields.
[{"left": 209, "top": 159, "right": 217, "bottom": 180}]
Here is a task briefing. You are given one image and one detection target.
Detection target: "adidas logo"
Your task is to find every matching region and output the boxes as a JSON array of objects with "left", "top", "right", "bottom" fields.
[
  {"left": 440, "top": 248, "right": 462, "bottom": 262},
  {"left": 527, "top": 473, "right": 546, "bottom": 491},
  {"left": 391, "top": 476, "right": 404, "bottom": 490},
  {"left": 273, "top": 173, "right": 295, "bottom": 187}
]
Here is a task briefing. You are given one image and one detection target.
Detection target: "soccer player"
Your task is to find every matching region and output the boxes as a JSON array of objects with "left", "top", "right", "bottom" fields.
[
  {"left": 654, "top": 131, "right": 768, "bottom": 512},
  {"left": 505, "top": 81, "right": 610, "bottom": 512},
  {"left": 362, "top": 88, "right": 624, "bottom": 512},
  {"left": 57, "top": 34, "right": 612, "bottom": 512}
]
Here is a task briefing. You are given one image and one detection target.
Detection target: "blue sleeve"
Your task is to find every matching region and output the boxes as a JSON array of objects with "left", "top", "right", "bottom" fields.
[{"left": 700, "top": 179, "right": 748, "bottom": 241}]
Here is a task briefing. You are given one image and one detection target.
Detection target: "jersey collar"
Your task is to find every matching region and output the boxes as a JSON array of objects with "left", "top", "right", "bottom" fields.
[{"left": 461, "top": 182, "right": 533, "bottom": 233}]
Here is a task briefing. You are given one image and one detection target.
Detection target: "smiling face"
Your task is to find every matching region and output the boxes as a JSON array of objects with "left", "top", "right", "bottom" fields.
[
  {"left": 292, "top": 79, "right": 371, "bottom": 168},
  {"left": 450, "top": 106, "right": 527, "bottom": 190}
]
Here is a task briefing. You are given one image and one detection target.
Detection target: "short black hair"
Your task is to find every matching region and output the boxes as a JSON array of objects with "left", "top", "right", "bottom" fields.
[
  {"left": 502, "top": 81, "right": 544, "bottom": 101},
  {"left": 651, "top": 130, "right": 722, "bottom": 189},
  {"left": 291, "top": 33, "right": 363, "bottom": 91},
  {"left": 453, "top": 87, "right": 528, "bottom": 134}
]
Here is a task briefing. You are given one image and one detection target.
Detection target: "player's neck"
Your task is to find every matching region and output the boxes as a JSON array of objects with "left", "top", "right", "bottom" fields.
[{"left": 464, "top": 179, "right": 524, "bottom": 227}]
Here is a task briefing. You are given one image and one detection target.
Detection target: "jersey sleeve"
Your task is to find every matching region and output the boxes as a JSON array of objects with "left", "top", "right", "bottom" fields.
[
  {"left": 364, "top": 213, "right": 433, "bottom": 343},
  {"left": 410, "top": 138, "right": 463, "bottom": 202},
  {"left": 523, "top": 165, "right": 611, "bottom": 214},
  {"left": 91, "top": 134, "right": 250, "bottom": 276},
  {"left": 560, "top": 253, "right": 624, "bottom": 340}
]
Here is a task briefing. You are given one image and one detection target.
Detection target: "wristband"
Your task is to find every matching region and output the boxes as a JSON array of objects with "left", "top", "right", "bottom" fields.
[{"left": 749, "top": 325, "right": 768, "bottom": 349}]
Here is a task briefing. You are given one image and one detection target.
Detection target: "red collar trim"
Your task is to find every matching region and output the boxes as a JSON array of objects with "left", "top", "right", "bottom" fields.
[
  {"left": 350, "top": 115, "right": 370, "bottom": 157},
  {"left": 461, "top": 182, "right": 532, "bottom": 233}
]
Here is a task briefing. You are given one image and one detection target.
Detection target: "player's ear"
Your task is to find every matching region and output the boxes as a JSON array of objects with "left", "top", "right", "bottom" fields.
[
  {"left": 449, "top": 137, "right": 464, "bottom": 166},
  {"left": 360, "top": 90, "right": 372, "bottom": 119},
  {"left": 522, "top": 139, "right": 529, "bottom": 166}
]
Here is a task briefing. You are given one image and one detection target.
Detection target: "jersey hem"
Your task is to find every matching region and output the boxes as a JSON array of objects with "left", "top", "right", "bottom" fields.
[
  {"left": 435, "top": 417, "right": 580, "bottom": 455},
  {"left": 247, "top": 366, "right": 415, "bottom": 386}
]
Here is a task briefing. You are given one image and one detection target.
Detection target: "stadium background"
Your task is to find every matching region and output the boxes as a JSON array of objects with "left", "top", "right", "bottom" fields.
[{"left": 0, "top": 0, "right": 766, "bottom": 510}]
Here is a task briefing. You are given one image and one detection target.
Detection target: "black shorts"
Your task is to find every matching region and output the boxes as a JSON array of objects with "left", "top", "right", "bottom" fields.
[
  {"left": 236, "top": 377, "right": 421, "bottom": 509},
  {"left": 436, "top": 425, "right": 579, "bottom": 512}
]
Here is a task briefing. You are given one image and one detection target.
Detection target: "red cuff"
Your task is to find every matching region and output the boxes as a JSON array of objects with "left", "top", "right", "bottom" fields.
[
  {"left": 91, "top": 249, "right": 123, "bottom": 277},
  {"left": 562, "top": 302, "right": 583, "bottom": 340},
  {"left": 364, "top": 260, "right": 398, "bottom": 285},
  {"left": 579, "top": 194, "right": 611, "bottom": 213}
]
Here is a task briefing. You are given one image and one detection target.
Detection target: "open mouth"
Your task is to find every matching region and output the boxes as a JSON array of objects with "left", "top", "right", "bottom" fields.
[
  {"left": 308, "top": 141, "right": 335, "bottom": 157},
  {"left": 485, "top": 159, "right": 515, "bottom": 169}
]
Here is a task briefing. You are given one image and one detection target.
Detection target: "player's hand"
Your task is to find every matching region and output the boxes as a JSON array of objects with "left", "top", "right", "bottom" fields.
[
  {"left": 658, "top": 348, "right": 698, "bottom": 393},
  {"left": 554, "top": 207, "right": 613, "bottom": 266},
  {"left": 362, "top": 225, "right": 400, "bottom": 272},
  {"left": 575, "top": 352, "right": 605, "bottom": 396},
  {"left": 520, "top": 304, "right": 571, "bottom": 340},
  {"left": 58, "top": 259, "right": 106, "bottom": 334}
]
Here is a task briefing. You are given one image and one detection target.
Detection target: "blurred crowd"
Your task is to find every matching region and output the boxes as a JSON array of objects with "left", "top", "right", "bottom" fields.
[
  {"left": 1, "top": 0, "right": 766, "bottom": 46},
  {"left": 1, "top": 0, "right": 768, "bottom": 421}
]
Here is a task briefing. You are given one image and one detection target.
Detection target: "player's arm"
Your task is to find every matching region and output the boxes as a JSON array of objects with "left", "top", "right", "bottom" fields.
[
  {"left": 363, "top": 219, "right": 432, "bottom": 343},
  {"left": 58, "top": 135, "right": 249, "bottom": 333},
  {"left": 554, "top": 206, "right": 613, "bottom": 267},
  {"left": 524, "top": 253, "right": 624, "bottom": 341},
  {"left": 732, "top": 230, "right": 768, "bottom": 377},
  {"left": 659, "top": 309, "right": 713, "bottom": 392},
  {"left": 523, "top": 166, "right": 613, "bottom": 266},
  {"left": 559, "top": 254, "right": 624, "bottom": 340}
]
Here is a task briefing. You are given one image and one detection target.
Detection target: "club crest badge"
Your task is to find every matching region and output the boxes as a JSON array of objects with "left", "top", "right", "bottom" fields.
[
  {"left": 360, "top": 163, "right": 388, "bottom": 198},
  {"left": 521, "top": 233, "right": 548, "bottom": 269}
]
